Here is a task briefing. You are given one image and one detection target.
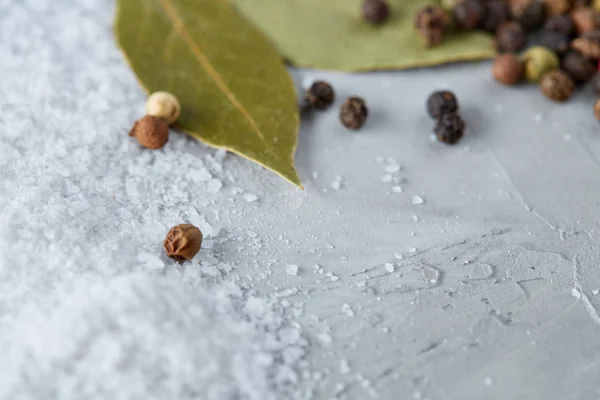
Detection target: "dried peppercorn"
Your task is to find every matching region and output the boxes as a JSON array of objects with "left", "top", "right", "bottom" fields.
[
  {"left": 571, "top": 30, "right": 600, "bottom": 59},
  {"left": 482, "top": 0, "right": 511, "bottom": 33},
  {"left": 362, "top": 0, "right": 390, "bottom": 25},
  {"left": 306, "top": 81, "right": 335, "bottom": 110},
  {"left": 571, "top": 7, "right": 600, "bottom": 34},
  {"left": 538, "top": 30, "right": 571, "bottom": 55},
  {"left": 340, "top": 97, "right": 368, "bottom": 130},
  {"left": 453, "top": 0, "right": 486, "bottom": 30},
  {"left": 496, "top": 22, "right": 528, "bottom": 52},
  {"left": 594, "top": 98, "right": 600, "bottom": 120},
  {"left": 591, "top": 74, "right": 600, "bottom": 94},
  {"left": 512, "top": 0, "right": 546, "bottom": 31},
  {"left": 493, "top": 53, "right": 525, "bottom": 84},
  {"left": 426, "top": 90, "right": 459, "bottom": 120},
  {"left": 561, "top": 50, "right": 596, "bottom": 81},
  {"left": 129, "top": 115, "right": 169, "bottom": 150},
  {"left": 540, "top": 69, "right": 575, "bottom": 101},
  {"left": 544, "top": 0, "right": 574, "bottom": 17},
  {"left": 523, "top": 46, "right": 561, "bottom": 82},
  {"left": 544, "top": 15, "right": 576, "bottom": 37},
  {"left": 164, "top": 224, "right": 203, "bottom": 262},
  {"left": 434, "top": 113, "right": 465, "bottom": 144},
  {"left": 414, "top": 5, "right": 450, "bottom": 47}
]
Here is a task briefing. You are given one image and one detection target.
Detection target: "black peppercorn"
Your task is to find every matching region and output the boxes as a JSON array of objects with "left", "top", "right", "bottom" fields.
[
  {"left": 340, "top": 97, "right": 368, "bottom": 130},
  {"left": 496, "top": 21, "right": 528, "bottom": 52},
  {"left": 426, "top": 90, "right": 459, "bottom": 120},
  {"left": 414, "top": 5, "right": 450, "bottom": 47},
  {"left": 482, "top": 0, "right": 510, "bottom": 33},
  {"left": 512, "top": 0, "right": 546, "bottom": 31},
  {"left": 538, "top": 31, "right": 570, "bottom": 55},
  {"left": 434, "top": 113, "right": 465, "bottom": 144},
  {"left": 571, "top": 30, "right": 600, "bottom": 60},
  {"left": 561, "top": 51, "right": 596, "bottom": 82},
  {"left": 306, "top": 81, "right": 335, "bottom": 110},
  {"left": 453, "top": 0, "right": 486, "bottom": 30},
  {"left": 361, "top": 0, "right": 390, "bottom": 25},
  {"left": 544, "top": 15, "right": 576, "bottom": 37},
  {"left": 591, "top": 74, "right": 600, "bottom": 95}
]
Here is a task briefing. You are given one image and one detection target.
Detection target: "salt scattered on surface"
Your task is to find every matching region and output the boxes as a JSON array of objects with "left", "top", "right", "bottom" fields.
[
  {"left": 392, "top": 186, "right": 402, "bottom": 193},
  {"left": 593, "top": 289, "right": 599, "bottom": 295},
  {"left": 381, "top": 174, "right": 393, "bottom": 183},
  {"left": 286, "top": 264, "right": 299, "bottom": 276},
  {"left": 385, "top": 164, "right": 400, "bottom": 173},
  {"left": 340, "top": 359, "right": 351, "bottom": 375},
  {"left": 394, "top": 253, "right": 404, "bottom": 260},
  {"left": 243, "top": 193, "right": 258, "bottom": 203},
  {"left": 207, "top": 178, "right": 223, "bottom": 193},
  {"left": 571, "top": 288, "right": 582, "bottom": 299},
  {"left": 412, "top": 196, "right": 424, "bottom": 205},
  {"left": 385, "top": 263, "right": 395, "bottom": 273}
]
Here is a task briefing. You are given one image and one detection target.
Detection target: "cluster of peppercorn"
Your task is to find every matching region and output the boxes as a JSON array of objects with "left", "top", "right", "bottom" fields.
[
  {"left": 305, "top": 81, "right": 370, "bottom": 130},
  {"left": 415, "top": 0, "right": 600, "bottom": 114},
  {"left": 426, "top": 90, "right": 467, "bottom": 144}
]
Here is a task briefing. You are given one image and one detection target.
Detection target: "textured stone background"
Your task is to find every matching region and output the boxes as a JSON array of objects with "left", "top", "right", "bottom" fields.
[{"left": 0, "top": 1, "right": 599, "bottom": 399}]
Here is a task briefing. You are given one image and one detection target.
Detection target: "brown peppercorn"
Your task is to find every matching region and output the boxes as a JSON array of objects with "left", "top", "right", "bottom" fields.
[
  {"left": 129, "top": 115, "right": 169, "bottom": 150},
  {"left": 544, "top": 15, "right": 576, "bottom": 36},
  {"left": 496, "top": 22, "right": 528, "bottom": 52},
  {"left": 434, "top": 113, "right": 465, "bottom": 144},
  {"left": 571, "top": 30, "right": 600, "bottom": 59},
  {"left": 453, "top": 0, "right": 487, "bottom": 30},
  {"left": 362, "top": 0, "right": 390, "bottom": 24},
  {"left": 340, "top": 97, "right": 368, "bottom": 130},
  {"left": 482, "top": 0, "right": 511, "bottom": 33},
  {"left": 414, "top": 5, "right": 450, "bottom": 47},
  {"left": 571, "top": 7, "right": 600, "bottom": 34},
  {"left": 164, "top": 224, "right": 203, "bottom": 262},
  {"left": 426, "top": 90, "right": 459, "bottom": 119},
  {"left": 594, "top": 98, "right": 600, "bottom": 120},
  {"left": 306, "top": 81, "right": 335, "bottom": 110},
  {"left": 493, "top": 53, "right": 525, "bottom": 84},
  {"left": 540, "top": 69, "right": 575, "bottom": 101},
  {"left": 591, "top": 73, "right": 600, "bottom": 95},
  {"left": 512, "top": 0, "right": 547, "bottom": 31},
  {"left": 544, "top": 0, "right": 574, "bottom": 16},
  {"left": 561, "top": 50, "right": 596, "bottom": 81}
]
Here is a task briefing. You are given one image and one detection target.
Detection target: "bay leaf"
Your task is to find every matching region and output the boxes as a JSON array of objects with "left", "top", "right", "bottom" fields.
[
  {"left": 114, "top": 0, "right": 302, "bottom": 187},
  {"left": 232, "top": 0, "right": 495, "bottom": 71}
]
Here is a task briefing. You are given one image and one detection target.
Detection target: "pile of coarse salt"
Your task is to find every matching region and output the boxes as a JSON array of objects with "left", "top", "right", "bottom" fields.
[{"left": 0, "top": 273, "right": 308, "bottom": 400}]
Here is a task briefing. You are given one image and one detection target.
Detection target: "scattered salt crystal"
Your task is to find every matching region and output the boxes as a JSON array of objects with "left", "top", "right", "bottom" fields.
[
  {"left": 392, "top": 186, "right": 402, "bottom": 193},
  {"left": 571, "top": 288, "right": 582, "bottom": 299},
  {"left": 381, "top": 174, "right": 393, "bottom": 183},
  {"left": 385, "top": 263, "right": 395, "bottom": 273},
  {"left": 318, "top": 332, "right": 332, "bottom": 345},
  {"left": 593, "top": 289, "right": 599, "bottom": 295},
  {"left": 412, "top": 196, "right": 424, "bottom": 205},
  {"left": 327, "top": 272, "right": 339, "bottom": 282},
  {"left": 340, "top": 359, "right": 351, "bottom": 375},
  {"left": 286, "top": 265, "right": 299, "bottom": 276},
  {"left": 312, "top": 171, "right": 320, "bottom": 179},
  {"left": 243, "top": 193, "right": 258, "bottom": 203},
  {"left": 409, "top": 248, "right": 417, "bottom": 253},
  {"left": 394, "top": 253, "right": 403, "bottom": 260},
  {"left": 325, "top": 243, "right": 335, "bottom": 249},
  {"left": 411, "top": 215, "right": 418, "bottom": 222},
  {"left": 385, "top": 164, "right": 400, "bottom": 173},
  {"left": 332, "top": 177, "right": 342, "bottom": 190},
  {"left": 342, "top": 304, "right": 355, "bottom": 317},
  {"left": 206, "top": 178, "right": 222, "bottom": 193}
]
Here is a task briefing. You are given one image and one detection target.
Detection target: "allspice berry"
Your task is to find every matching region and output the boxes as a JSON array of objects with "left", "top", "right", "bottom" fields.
[
  {"left": 453, "top": 0, "right": 486, "bottom": 30},
  {"left": 340, "top": 97, "right": 368, "bottom": 130},
  {"left": 362, "top": 0, "right": 390, "bottom": 25},
  {"left": 414, "top": 5, "right": 450, "bottom": 47},
  {"left": 493, "top": 53, "right": 525, "bottom": 85},
  {"left": 571, "top": 30, "right": 600, "bottom": 59},
  {"left": 164, "top": 224, "right": 203, "bottom": 262},
  {"left": 544, "top": 15, "right": 576, "bottom": 37},
  {"left": 496, "top": 21, "right": 528, "bottom": 52},
  {"left": 570, "top": 7, "right": 600, "bottom": 34},
  {"left": 434, "top": 113, "right": 466, "bottom": 144},
  {"left": 481, "top": 0, "right": 511, "bottom": 33},
  {"left": 522, "top": 46, "right": 560, "bottom": 82},
  {"left": 594, "top": 98, "right": 600, "bottom": 120},
  {"left": 561, "top": 50, "right": 596, "bottom": 82},
  {"left": 544, "top": 0, "right": 574, "bottom": 17},
  {"left": 512, "top": 0, "right": 546, "bottom": 31},
  {"left": 129, "top": 115, "right": 169, "bottom": 150},
  {"left": 306, "top": 81, "right": 335, "bottom": 110},
  {"left": 540, "top": 69, "right": 575, "bottom": 101},
  {"left": 538, "top": 30, "right": 571, "bottom": 55},
  {"left": 146, "top": 91, "right": 181, "bottom": 125},
  {"left": 426, "top": 90, "right": 459, "bottom": 120}
]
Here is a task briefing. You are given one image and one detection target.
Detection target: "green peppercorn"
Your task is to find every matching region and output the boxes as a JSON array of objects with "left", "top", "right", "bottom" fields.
[{"left": 522, "top": 46, "right": 560, "bottom": 82}]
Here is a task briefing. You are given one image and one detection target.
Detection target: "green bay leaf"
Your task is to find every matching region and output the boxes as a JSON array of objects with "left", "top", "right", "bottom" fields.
[
  {"left": 114, "top": 0, "right": 302, "bottom": 187},
  {"left": 232, "top": 0, "right": 495, "bottom": 71}
]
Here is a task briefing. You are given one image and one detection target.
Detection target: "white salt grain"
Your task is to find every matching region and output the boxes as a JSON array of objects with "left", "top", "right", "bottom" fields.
[
  {"left": 385, "top": 263, "right": 395, "bottom": 273},
  {"left": 412, "top": 196, "right": 424, "bottom": 205},
  {"left": 571, "top": 288, "right": 582, "bottom": 299},
  {"left": 392, "top": 186, "right": 402, "bottom": 193},
  {"left": 207, "top": 178, "right": 223, "bottom": 193},
  {"left": 286, "top": 264, "right": 299, "bottom": 276},
  {"left": 385, "top": 164, "right": 400, "bottom": 173},
  {"left": 243, "top": 193, "right": 258, "bottom": 203},
  {"left": 381, "top": 174, "right": 393, "bottom": 183}
]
